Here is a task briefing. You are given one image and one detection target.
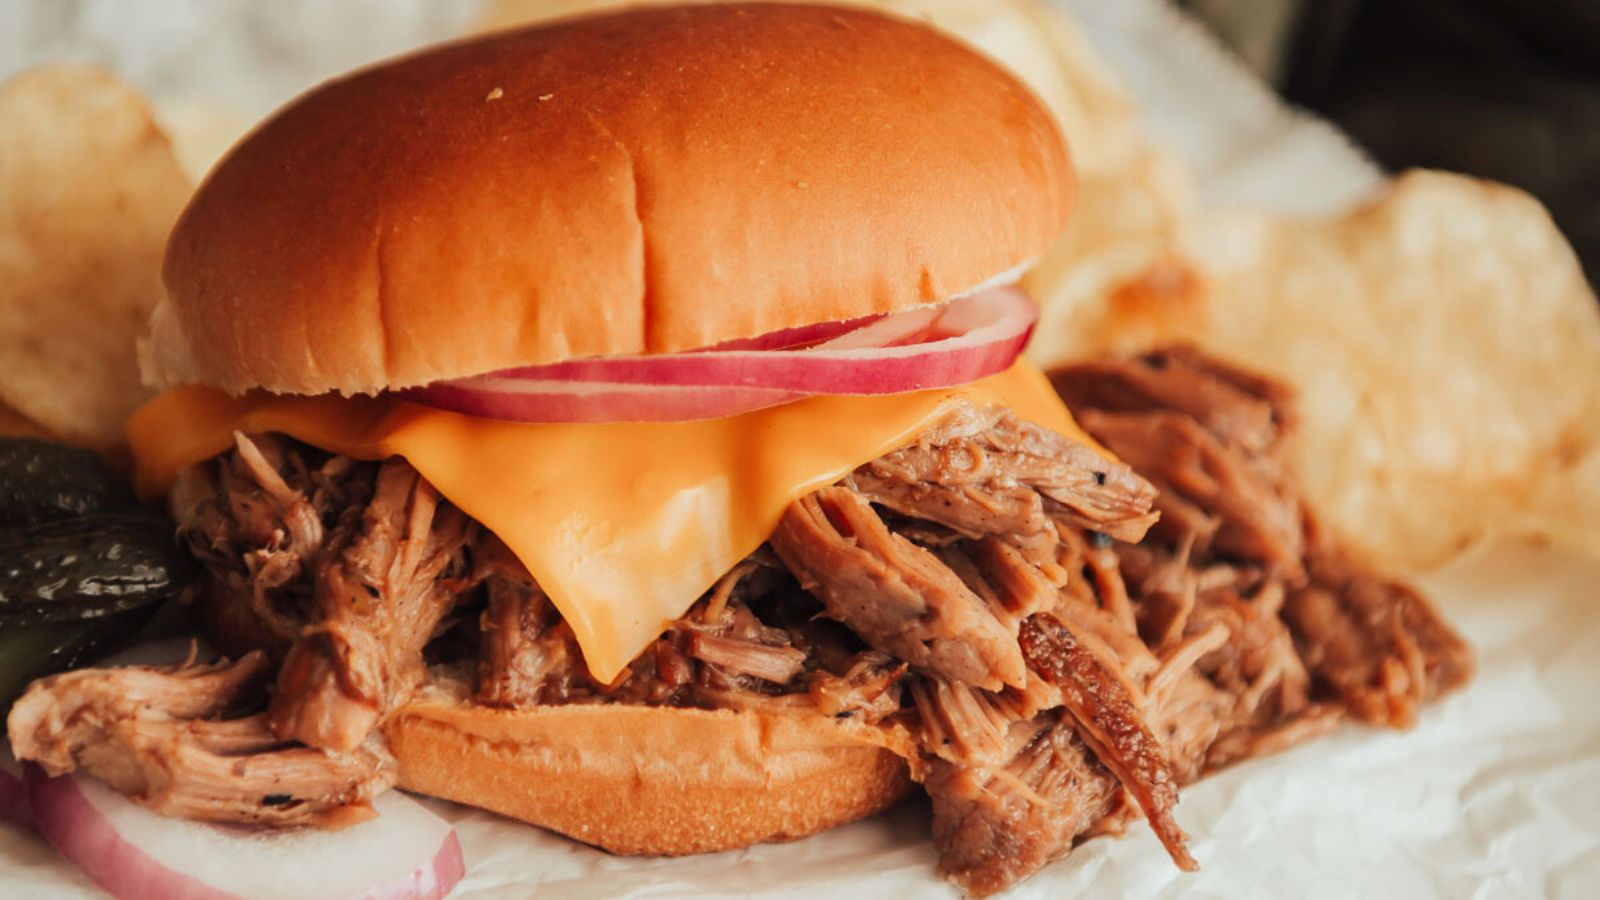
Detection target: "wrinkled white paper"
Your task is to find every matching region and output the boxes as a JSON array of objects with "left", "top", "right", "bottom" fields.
[{"left": 2, "top": 1, "right": 1596, "bottom": 897}]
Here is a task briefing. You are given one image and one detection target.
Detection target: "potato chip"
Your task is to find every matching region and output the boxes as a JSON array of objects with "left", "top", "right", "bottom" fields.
[
  {"left": 154, "top": 98, "right": 251, "bottom": 183},
  {"left": 1515, "top": 396, "right": 1600, "bottom": 560},
  {"left": 904, "top": 0, "right": 1199, "bottom": 372},
  {"left": 1183, "top": 171, "right": 1600, "bottom": 570},
  {"left": 1024, "top": 144, "right": 1200, "bottom": 365},
  {"left": 0, "top": 65, "right": 191, "bottom": 447}
]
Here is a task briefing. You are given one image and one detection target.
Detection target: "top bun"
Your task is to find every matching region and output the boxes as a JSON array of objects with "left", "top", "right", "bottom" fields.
[{"left": 147, "top": 3, "right": 1073, "bottom": 396}]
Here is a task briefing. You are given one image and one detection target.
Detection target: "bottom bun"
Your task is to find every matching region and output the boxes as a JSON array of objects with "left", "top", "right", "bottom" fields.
[{"left": 385, "top": 691, "right": 915, "bottom": 856}]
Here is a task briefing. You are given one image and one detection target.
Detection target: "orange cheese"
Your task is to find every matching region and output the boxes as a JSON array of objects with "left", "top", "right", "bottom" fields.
[{"left": 128, "top": 361, "right": 1089, "bottom": 682}]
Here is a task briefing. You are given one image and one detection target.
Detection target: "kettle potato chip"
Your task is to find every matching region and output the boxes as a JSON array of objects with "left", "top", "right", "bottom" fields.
[
  {"left": 1184, "top": 171, "right": 1600, "bottom": 569},
  {"left": 0, "top": 65, "right": 191, "bottom": 447}
]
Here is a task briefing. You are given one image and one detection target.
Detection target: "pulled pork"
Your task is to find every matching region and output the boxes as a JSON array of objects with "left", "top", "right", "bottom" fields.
[
  {"left": 175, "top": 436, "right": 477, "bottom": 752},
  {"left": 473, "top": 538, "right": 905, "bottom": 723},
  {"left": 7, "top": 346, "right": 1474, "bottom": 897},
  {"left": 1054, "top": 348, "right": 1474, "bottom": 758},
  {"left": 774, "top": 487, "right": 1029, "bottom": 691},
  {"left": 268, "top": 460, "right": 475, "bottom": 752},
  {"left": 7, "top": 650, "right": 394, "bottom": 827},
  {"left": 924, "top": 714, "right": 1120, "bottom": 897},
  {"left": 1017, "top": 613, "right": 1195, "bottom": 870}
]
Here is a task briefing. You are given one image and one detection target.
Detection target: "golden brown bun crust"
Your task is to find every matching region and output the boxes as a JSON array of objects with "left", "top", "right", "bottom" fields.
[
  {"left": 385, "top": 698, "right": 914, "bottom": 855},
  {"left": 154, "top": 3, "right": 1073, "bottom": 395}
]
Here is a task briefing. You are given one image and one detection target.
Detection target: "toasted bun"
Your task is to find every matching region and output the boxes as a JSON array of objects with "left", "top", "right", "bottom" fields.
[
  {"left": 384, "top": 694, "right": 915, "bottom": 855},
  {"left": 148, "top": 3, "right": 1073, "bottom": 395}
]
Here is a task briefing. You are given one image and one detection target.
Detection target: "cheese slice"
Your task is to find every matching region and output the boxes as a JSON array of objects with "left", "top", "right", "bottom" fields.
[{"left": 128, "top": 361, "right": 1091, "bottom": 683}]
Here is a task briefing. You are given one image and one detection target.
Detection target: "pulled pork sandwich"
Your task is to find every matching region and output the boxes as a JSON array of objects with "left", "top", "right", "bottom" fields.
[{"left": 6, "top": 3, "right": 1472, "bottom": 895}]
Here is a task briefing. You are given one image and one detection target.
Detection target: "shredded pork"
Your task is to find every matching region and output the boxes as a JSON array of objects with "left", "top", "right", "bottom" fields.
[
  {"left": 269, "top": 460, "right": 475, "bottom": 752},
  {"left": 924, "top": 714, "right": 1123, "bottom": 897},
  {"left": 849, "top": 404, "right": 1159, "bottom": 543},
  {"left": 1018, "top": 612, "right": 1196, "bottom": 870},
  {"left": 5, "top": 345, "right": 1475, "bottom": 898},
  {"left": 7, "top": 651, "right": 395, "bottom": 827},
  {"left": 470, "top": 538, "right": 905, "bottom": 720},
  {"left": 773, "top": 487, "right": 1028, "bottom": 690}
]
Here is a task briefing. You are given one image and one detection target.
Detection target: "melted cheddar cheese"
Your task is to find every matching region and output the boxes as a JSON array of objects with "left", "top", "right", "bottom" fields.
[{"left": 128, "top": 361, "right": 1090, "bottom": 682}]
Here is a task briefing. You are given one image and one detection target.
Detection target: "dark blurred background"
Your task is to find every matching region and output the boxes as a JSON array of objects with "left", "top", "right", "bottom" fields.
[{"left": 1180, "top": 0, "right": 1600, "bottom": 286}]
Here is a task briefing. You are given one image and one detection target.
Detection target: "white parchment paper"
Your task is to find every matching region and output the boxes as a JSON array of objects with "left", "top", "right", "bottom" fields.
[{"left": 2, "top": 1, "right": 1596, "bottom": 897}]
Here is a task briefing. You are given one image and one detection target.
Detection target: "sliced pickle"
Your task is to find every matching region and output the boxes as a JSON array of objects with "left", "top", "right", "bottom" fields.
[
  {"left": 0, "top": 604, "right": 160, "bottom": 710},
  {"left": 0, "top": 513, "right": 193, "bottom": 626},
  {"left": 0, "top": 437, "right": 135, "bottom": 527}
]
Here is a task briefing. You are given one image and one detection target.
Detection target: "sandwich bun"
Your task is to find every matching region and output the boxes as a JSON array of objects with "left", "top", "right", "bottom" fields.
[
  {"left": 168, "top": 2, "right": 1076, "bottom": 856},
  {"left": 146, "top": 3, "right": 1073, "bottom": 395},
  {"left": 384, "top": 686, "right": 916, "bottom": 855}
]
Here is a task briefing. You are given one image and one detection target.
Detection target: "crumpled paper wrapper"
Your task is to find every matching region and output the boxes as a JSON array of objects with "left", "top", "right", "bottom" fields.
[{"left": 2, "top": 0, "right": 1596, "bottom": 896}]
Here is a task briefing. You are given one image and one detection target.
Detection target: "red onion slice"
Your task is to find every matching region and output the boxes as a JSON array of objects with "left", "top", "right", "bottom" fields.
[
  {"left": 0, "top": 642, "right": 207, "bottom": 836},
  {"left": 412, "top": 380, "right": 808, "bottom": 423},
  {"left": 0, "top": 742, "right": 30, "bottom": 831},
  {"left": 701, "top": 311, "right": 882, "bottom": 351},
  {"left": 27, "top": 766, "right": 463, "bottom": 900},
  {"left": 808, "top": 305, "right": 943, "bottom": 351},
  {"left": 408, "top": 285, "right": 1036, "bottom": 423}
]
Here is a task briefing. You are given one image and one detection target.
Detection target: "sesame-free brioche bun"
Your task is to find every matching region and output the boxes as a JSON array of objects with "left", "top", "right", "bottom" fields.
[
  {"left": 384, "top": 688, "right": 916, "bottom": 855},
  {"left": 145, "top": 2, "right": 1073, "bottom": 396}
]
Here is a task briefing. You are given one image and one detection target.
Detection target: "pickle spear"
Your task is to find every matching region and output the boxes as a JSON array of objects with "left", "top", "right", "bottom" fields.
[
  {"left": 0, "top": 437, "right": 135, "bottom": 527},
  {"left": 0, "top": 513, "right": 194, "bottom": 627},
  {"left": 0, "top": 605, "right": 160, "bottom": 710}
]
